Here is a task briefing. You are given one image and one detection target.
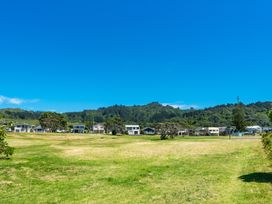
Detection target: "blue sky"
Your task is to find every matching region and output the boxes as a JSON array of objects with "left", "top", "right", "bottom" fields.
[{"left": 0, "top": 0, "right": 271, "bottom": 112}]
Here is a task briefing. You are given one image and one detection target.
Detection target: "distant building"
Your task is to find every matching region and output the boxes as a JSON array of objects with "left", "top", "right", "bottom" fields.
[
  {"left": 56, "top": 129, "right": 67, "bottom": 133},
  {"left": 6, "top": 128, "right": 12, "bottom": 132},
  {"left": 194, "top": 127, "right": 219, "bottom": 136},
  {"left": 33, "top": 125, "right": 46, "bottom": 133},
  {"left": 245, "top": 126, "right": 262, "bottom": 134},
  {"left": 125, "top": 125, "right": 140, "bottom": 135},
  {"left": 219, "top": 127, "right": 235, "bottom": 136},
  {"left": 93, "top": 124, "right": 105, "bottom": 134},
  {"left": 207, "top": 127, "right": 220, "bottom": 136},
  {"left": 178, "top": 129, "right": 189, "bottom": 136},
  {"left": 143, "top": 127, "right": 156, "bottom": 135},
  {"left": 14, "top": 124, "right": 32, "bottom": 133},
  {"left": 72, "top": 125, "right": 85, "bottom": 133},
  {"left": 263, "top": 127, "right": 272, "bottom": 133},
  {"left": 194, "top": 127, "right": 208, "bottom": 136}
]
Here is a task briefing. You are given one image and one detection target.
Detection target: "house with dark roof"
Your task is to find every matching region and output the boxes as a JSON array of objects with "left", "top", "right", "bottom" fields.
[{"left": 143, "top": 127, "right": 156, "bottom": 135}]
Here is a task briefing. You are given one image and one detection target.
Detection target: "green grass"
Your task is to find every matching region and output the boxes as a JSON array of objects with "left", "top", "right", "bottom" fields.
[{"left": 1, "top": 133, "right": 271, "bottom": 204}]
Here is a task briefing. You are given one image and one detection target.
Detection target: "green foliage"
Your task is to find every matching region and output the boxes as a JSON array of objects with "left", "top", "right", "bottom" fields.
[
  {"left": 157, "top": 122, "right": 180, "bottom": 140},
  {"left": 39, "top": 112, "right": 67, "bottom": 132},
  {"left": 0, "top": 127, "right": 14, "bottom": 158},
  {"left": 262, "top": 133, "right": 272, "bottom": 160},
  {"left": 233, "top": 103, "right": 246, "bottom": 131},
  {"left": 104, "top": 116, "right": 124, "bottom": 135},
  {"left": 1, "top": 102, "right": 272, "bottom": 127},
  {"left": 268, "top": 110, "right": 272, "bottom": 123}
]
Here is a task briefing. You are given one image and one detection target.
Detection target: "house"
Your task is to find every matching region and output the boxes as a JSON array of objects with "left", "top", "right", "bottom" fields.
[
  {"left": 56, "top": 129, "right": 67, "bottom": 133},
  {"left": 219, "top": 127, "right": 227, "bottom": 135},
  {"left": 33, "top": 125, "right": 46, "bottom": 133},
  {"left": 72, "top": 125, "right": 85, "bottom": 133},
  {"left": 194, "top": 127, "right": 208, "bottom": 136},
  {"left": 207, "top": 127, "right": 220, "bottom": 136},
  {"left": 143, "top": 127, "right": 156, "bottom": 135},
  {"left": 263, "top": 127, "right": 272, "bottom": 133},
  {"left": 219, "top": 127, "right": 235, "bottom": 136},
  {"left": 194, "top": 127, "right": 219, "bottom": 136},
  {"left": 178, "top": 129, "right": 189, "bottom": 136},
  {"left": 125, "top": 125, "right": 140, "bottom": 135},
  {"left": 14, "top": 124, "right": 32, "bottom": 133},
  {"left": 93, "top": 124, "right": 105, "bottom": 134},
  {"left": 6, "top": 128, "right": 12, "bottom": 132},
  {"left": 245, "top": 126, "right": 262, "bottom": 134}
]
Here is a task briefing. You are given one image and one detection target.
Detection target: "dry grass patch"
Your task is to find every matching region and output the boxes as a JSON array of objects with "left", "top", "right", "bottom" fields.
[{"left": 56, "top": 139, "right": 257, "bottom": 161}]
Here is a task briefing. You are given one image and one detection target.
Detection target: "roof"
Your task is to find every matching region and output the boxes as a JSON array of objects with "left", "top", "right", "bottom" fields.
[
  {"left": 143, "top": 127, "right": 155, "bottom": 131},
  {"left": 125, "top": 125, "right": 140, "bottom": 127},
  {"left": 246, "top": 126, "right": 262, "bottom": 129}
]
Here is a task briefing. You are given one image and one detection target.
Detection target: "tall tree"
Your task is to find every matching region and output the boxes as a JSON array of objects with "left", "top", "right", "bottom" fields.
[
  {"left": 157, "top": 122, "right": 180, "bottom": 140},
  {"left": 0, "top": 127, "right": 14, "bottom": 158},
  {"left": 104, "top": 116, "right": 124, "bottom": 135},
  {"left": 233, "top": 102, "right": 246, "bottom": 132},
  {"left": 39, "top": 112, "right": 67, "bottom": 132}
]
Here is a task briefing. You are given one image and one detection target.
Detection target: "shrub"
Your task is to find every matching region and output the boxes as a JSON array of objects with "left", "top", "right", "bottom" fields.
[
  {"left": 0, "top": 127, "right": 14, "bottom": 159},
  {"left": 262, "top": 133, "right": 272, "bottom": 160}
]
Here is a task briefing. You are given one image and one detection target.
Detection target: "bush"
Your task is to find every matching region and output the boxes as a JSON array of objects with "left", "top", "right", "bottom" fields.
[
  {"left": 262, "top": 133, "right": 272, "bottom": 160},
  {"left": 0, "top": 127, "right": 14, "bottom": 159}
]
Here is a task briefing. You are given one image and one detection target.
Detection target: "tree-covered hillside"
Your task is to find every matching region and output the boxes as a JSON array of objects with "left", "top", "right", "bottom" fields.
[{"left": 0, "top": 102, "right": 271, "bottom": 127}]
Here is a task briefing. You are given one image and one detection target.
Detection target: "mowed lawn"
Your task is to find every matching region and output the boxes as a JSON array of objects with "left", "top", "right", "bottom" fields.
[{"left": 1, "top": 134, "right": 272, "bottom": 204}]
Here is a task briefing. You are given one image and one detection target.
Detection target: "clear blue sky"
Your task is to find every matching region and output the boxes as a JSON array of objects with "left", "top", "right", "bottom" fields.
[{"left": 0, "top": 0, "right": 271, "bottom": 112}]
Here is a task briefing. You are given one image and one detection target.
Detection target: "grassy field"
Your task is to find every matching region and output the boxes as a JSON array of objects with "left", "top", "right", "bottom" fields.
[{"left": 1, "top": 133, "right": 271, "bottom": 204}]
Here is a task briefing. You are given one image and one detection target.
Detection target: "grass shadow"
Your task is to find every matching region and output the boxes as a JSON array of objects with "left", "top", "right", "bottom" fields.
[
  {"left": 239, "top": 172, "right": 272, "bottom": 183},
  {"left": 0, "top": 157, "right": 11, "bottom": 160}
]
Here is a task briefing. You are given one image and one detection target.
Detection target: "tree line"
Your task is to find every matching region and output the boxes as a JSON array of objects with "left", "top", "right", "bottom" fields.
[{"left": 0, "top": 102, "right": 272, "bottom": 128}]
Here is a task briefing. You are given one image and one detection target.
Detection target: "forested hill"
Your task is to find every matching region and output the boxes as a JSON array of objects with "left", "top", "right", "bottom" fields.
[{"left": 0, "top": 102, "right": 272, "bottom": 127}]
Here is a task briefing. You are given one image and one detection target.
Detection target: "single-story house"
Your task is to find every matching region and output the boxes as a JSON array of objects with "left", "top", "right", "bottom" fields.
[
  {"left": 219, "top": 127, "right": 235, "bottom": 136},
  {"left": 263, "top": 127, "right": 272, "bottom": 133},
  {"left": 56, "top": 129, "right": 67, "bottom": 133},
  {"left": 194, "top": 127, "right": 208, "bottom": 136},
  {"left": 245, "top": 126, "right": 262, "bottom": 134},
  {"left": 93, "top": 124, "right": 105, "bottom": 134},
  {"left": 72, "top": 125, "right": 85, "bottom": 133},
  {"left": 14, "top": 124, "right": 32, "bottom": 133},
  {"left": 207, "top": 127, "right": 220, "bottom": 136},
  {"left": 125, "top": 125, "right": 140, "bottom": 135},
  {"left": 178, "top": 129, "right": 189, "bottom": 136},
  {"left": 33, "top": 125, "right": 46, "bottom": 133},
  {"left": 194, "top": 127, "right": 220, "bottom": 136},
  {"left": 143, "top": 127, "right": 156, "bottom": 135},
  {"left": 6, "top": 128, "right": 12, "bottom": 132}
]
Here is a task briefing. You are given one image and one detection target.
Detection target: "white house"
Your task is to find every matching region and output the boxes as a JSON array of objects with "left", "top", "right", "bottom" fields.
[
  {"left": 125, "top": 125, "right": 140, "bottom": 135},
  {"left": 72, "top": 125, "right": 85, "bottom": 133},
  {"left": 14, "top": 124, "right": 32, "bottom": 133},
  {"left": 207, "top": 127, "right": 220, "bottom": 136},
  {"left": 246, "top": 126, "right": 262, "bottom": 134},
  {"left": 93, "top": 124, "right": 105, "bottom": 133}
]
